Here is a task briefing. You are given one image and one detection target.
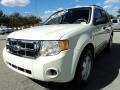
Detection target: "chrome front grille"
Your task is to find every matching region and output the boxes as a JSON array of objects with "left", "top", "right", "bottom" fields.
[{"left": 6, "top": 39, "right": 40, "bottom": 59}]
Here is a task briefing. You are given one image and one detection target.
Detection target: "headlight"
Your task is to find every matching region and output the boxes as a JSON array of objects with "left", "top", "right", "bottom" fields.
[{"left": 40, "top": 40, "right": 69, "bottom": 56}]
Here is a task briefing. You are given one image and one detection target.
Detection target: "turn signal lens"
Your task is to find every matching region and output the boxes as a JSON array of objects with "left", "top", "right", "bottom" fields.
[
  {"left": 40, "top": 40, "right": 69, "bottom": 56},
  {"left": 61, "top": 40, "right": 69, "bottom": 50}
]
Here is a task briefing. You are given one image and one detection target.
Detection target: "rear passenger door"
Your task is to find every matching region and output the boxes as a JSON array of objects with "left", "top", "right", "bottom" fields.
[
  {"left": 93, "top": 8, "right": 107, "bottom": 53},
  {"left": 100, "top": 9, "right": 112, "bottom": 42}
]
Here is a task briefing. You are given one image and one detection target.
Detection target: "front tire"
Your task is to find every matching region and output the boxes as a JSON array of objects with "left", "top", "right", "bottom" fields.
[{"left": 74, "top": 48, "right": 93, "bottom": 86}]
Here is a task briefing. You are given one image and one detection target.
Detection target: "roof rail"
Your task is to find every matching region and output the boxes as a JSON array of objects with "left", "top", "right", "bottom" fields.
[
  {"left": 90, "top": 4, "right": 103, "bottom": 9},
  {"left": 91, "top": 4, "right": 101, "bottom": 7}
]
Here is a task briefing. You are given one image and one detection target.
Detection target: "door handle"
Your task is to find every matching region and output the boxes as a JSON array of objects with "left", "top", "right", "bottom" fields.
[
  {"left": 103, "top": 26, "right": 106, "bottom": 29},
  {"left": 106, "top": 29, "right": 111, "bottom": 33}
]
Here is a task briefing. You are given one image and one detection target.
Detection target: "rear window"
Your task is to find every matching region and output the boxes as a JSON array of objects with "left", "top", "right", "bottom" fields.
[{"left": 112, "top": 20, "right": 118, "bottom": 23}]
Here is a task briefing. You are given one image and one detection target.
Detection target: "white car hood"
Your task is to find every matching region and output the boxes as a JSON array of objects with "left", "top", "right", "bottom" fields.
[{"left": 8, "top": 24, "right": 87, "bottom": 40}]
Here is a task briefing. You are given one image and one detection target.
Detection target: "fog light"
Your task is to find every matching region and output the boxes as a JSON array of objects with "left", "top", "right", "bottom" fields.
[{"left": 46, "top": 68, "right": 59, "bottom": 78}]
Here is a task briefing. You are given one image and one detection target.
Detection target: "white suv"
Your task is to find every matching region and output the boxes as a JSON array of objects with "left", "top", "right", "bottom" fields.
[
  {"left": 111, "top": 19, "right": 120, "bottom": 30},
  {"left": 3, "top": 5, "right": 113, "bottom": 85}
]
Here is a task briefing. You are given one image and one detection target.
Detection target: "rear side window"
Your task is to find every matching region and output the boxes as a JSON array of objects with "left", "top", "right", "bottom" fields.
[
  {"left": 112, "top": 20, "right": 118, "bottom": 23},
  {"left": 94, "top": 8, "right": 109, "bottom": 24},
  {"left": 94, "top": 9, "right": 102, "bottom": 19},
  {"left": 101, "top": 10, "right": 109, "bottom": 23}
]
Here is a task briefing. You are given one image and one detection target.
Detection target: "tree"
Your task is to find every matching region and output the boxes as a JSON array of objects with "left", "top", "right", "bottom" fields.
[
  {"left": 116, "top": 9, "right": 120, "bottom": 18},
  {"left": 0, "top": 10, "right": 3, "bottom": 17},
  {"left": 0, "top": 11, "right": 42, "bottom": 27},
  {"left": 117, "top": 9, "right": 120, "bottom": 14},
  {"left": 117, "top": 15, "right": 120, "bottom": 18},
  {"left": 24, "top": 15, "right": 42, "bottom": 26},
  {"left": 2, "top": 15, "right": 10, "bottom": 26},
  {"left": 109, "top": 14, "right": 115, "bottom": 19},
  {"left": 9, "top": 12, "right": 22, "bottom": 27},
  {"left": 0, "top": 10, "right": 6, "bottom": 26}
]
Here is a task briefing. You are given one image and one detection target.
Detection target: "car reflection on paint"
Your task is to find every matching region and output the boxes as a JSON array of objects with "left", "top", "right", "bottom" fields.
[{"left": 111, "top": 19, "right": 120, "bottom": 31}]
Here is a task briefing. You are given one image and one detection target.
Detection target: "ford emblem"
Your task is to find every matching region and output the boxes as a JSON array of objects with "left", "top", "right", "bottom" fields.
[{"left": 13, "top": 45, "right": 21, "bottom": 51}]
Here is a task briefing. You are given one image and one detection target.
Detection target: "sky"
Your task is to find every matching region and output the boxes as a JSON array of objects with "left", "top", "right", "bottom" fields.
[{"left": 0, "top": 0, "right": 120, "bottom": 20}]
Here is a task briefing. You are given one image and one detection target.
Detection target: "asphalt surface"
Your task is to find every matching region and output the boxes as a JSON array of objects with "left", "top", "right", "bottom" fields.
[{"left": 0, "top": 32, "right": 120, "bottom": 90}]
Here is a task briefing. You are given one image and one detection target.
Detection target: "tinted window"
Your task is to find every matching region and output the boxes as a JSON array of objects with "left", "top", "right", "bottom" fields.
[
  {"left": 112, "top": 20, "right": 118, "bottom": 23},
  {"left": 44, "top": 7, "right": 91, "bottom": 25},
  {"left": 94, "top": 9, "right": 102, "bottom": 19},
  {"left": 94, "top": 8, "right": 109, "bottom": 24},
  {"left": 101, "top": 10, "right": 109, "bottom": 23}
]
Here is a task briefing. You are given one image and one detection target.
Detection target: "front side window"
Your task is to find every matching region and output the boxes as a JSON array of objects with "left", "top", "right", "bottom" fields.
[{"left": 44, "top": 7, "right": 91, "bottom": 25}]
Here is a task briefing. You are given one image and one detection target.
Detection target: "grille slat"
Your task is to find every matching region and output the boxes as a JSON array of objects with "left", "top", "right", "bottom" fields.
[
  {"left": 8, "top": 62, "right": 31, "bottom": 74},
  {"left": 7, "top": 39, "right": 40, "bottom": 59}
]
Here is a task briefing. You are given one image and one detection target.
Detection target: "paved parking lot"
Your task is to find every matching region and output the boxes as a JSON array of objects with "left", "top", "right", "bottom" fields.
[{"left": 0, "top": 32, "right": 120, "bottom": 90}]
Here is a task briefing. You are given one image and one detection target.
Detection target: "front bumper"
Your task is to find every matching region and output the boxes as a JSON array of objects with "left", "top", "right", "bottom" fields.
[{"left": 3, "top": 48, "right": 74, "bottom": 82}]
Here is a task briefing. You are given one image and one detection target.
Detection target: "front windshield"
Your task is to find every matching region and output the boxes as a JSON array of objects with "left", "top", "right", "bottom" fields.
[{"left": 44, "top": 7, "right": 91, "bottom": 25}]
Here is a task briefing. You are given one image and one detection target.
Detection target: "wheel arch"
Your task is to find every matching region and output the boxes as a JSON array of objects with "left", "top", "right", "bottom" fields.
[
  {"left": 73, "top": 43, "right": 94, "bottom": 80},
  {"left": 70, "top": 41, "right": 95, "bottom": 81},
  {"left": 83, "top": 43, "right": 94, "bottom": 57}
]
